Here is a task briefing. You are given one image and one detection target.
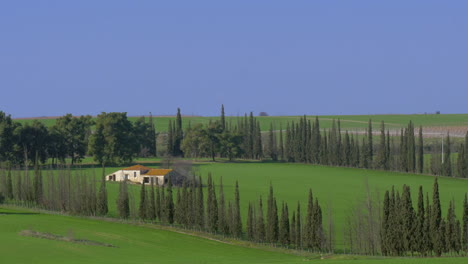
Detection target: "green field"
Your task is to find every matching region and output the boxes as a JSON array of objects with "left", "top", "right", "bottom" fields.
[
  {"left": 13, "top": 113, "right": 468, "bottom": 132},
  {"left": 74, "top": 160, "right": 468, "bottom": 249},
  {"left": 1, "top": 206, "right": 467, "bottom": 264}
]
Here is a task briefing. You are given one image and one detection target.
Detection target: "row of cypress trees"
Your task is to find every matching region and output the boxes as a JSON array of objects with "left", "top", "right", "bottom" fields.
[
  {"left": 271, "top": 116, "right": 468, "bottom": 178},
  {"left": 0, "top": 165, "right": 108, "bottom": 216},
  {"left": 118, "top": 173, "right": 328, "bottom": 251},
  {"left": 381, "top": 178, "right": 468, "bottom": 256}
]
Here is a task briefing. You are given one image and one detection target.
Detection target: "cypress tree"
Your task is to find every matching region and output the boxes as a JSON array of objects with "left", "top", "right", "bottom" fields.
[
  {"left": 367, "top": 119, "right": 373, "bottom": 166},
  {"left": 401, "top": 185, "right": 415, "bottom": 254},
  {"left": 165, "top": 176, "right": 174, "bottom": 224},
  {"left": 432, "top": 177, "right": 443, "bottom": 256},
  {"left": 148, "top": 180, "right": 156, "bottom": 220},
  {"left": 279, "top": 202, "right": 290, "bottom": 246},
  {"left": 424, "top": 193, "right": 432, "bottom": 255},
  {"left": 442, "top": 133, "right": 452, "bottom": 177},
  {"left": 232, "top": 181, "right": 242, "bottom": 238},
  {"left": 220, "top": 104, "right": 226, "bottom": 131},
  {"left": 117, "top": 180, "right": 130, "bottom": 219},
  {"left": 218, "top": 177, "right": 228, "bottom": 234},
  {"left": 96, "top": 172, "right": 108, "bottom": 216},
  {"left": 305, "top": 189, "right": 314, "bottom": 249},
  {"left": 290, "top": 211, "right": 297, "bottom": 246},
  {"left": 175, "top": 188, "right": 182, "bottom": 224},
  {"left": 266, "top": 185, "right": 279, "bottom": 243},
  {"left": 417, "top": 126, "right": 424, "bottom": 174},
  {"left": 155, "top": 181, "right": 161, "bottom": 220},
  {"left": 296, "top": 202, "right": 302, "bottom": 248},
  {"left": 463, "top": 194, "right": 468, "bottom": 252},
  {"left": 196, "top": 176, "right": 204, "bottom": 229},
  {"left": 167, "top": 121, "right": 174, "bottom": 155},
  {"left": 247, "top": 202, "right": 254, "bottom": 240},
  {"left": 457, "top": 144, "right": 466, "bottom": 178},
  {"left": 415, "top": 186, "right": 425, "bottom": 255},
  {"left": 407, "top": 121, "right": 416, "bottom": 172},
  {"left": 279, "top": 124, "right": 284, "bottom": 161},
  {"left": 138, "top": 182, "right": 147, "bottom": 220},
  {"left": 206, "top": 174, "right": 218, "bottom": 232},
  {"left": 376, "top": 121, "right": 387, "bottom": 170},
  {"left": 256, "top": 197, "right": 266, "bottom": 242},
  {"left": 5, "top": 167, "right": 13, "bottom": 199},
  {"left": 381, "top": 190, "right": 390, "bottom": 256}
]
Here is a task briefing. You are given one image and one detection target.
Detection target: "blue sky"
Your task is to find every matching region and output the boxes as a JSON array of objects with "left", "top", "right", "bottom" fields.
[{"left": 1, "top": 1, "right": 467, "bottom": 117}]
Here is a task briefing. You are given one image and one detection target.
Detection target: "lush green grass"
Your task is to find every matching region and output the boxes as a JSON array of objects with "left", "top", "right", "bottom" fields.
[
  {"left": 1, "top": 207, "right": 467, "bottom": 264},
  {"left": 14, "top": 113, "right": 468, "bottom": 132},
  {"left": 82, "top": 160, "right": 468, "bottom": 249},
  {"left": 0, "top": 207, "right": 305, "bottom": 264}
]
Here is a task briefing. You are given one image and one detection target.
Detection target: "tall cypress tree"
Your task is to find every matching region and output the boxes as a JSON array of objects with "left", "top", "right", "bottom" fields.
[
  {"left": 290, "top": 211, "right": 296, "bottom": 246},
  {"left": 220, "top": 104, "right": 226, "bottom": 132},
  {"left": 279, "top": 202, "right": 290, "bottom": 245},
  {"left": 206, "top": 174, "right": 218, "bottom": 232},
  {"left": 417, "top": 126, "right": 424, "bottom": 174},
  {"left": 457, "top": 144, "right": 466, "bottom": 178},
  {"left": 232, "top": 181, "right": 242, "bottom": 237},
  {"left": 155, "top": 181, "right": 161, "bottom": 220},
  {"left": 415, "top": 186, "right": 425, "bottom": 255},
  {"left": 305, "top": 189, "right": 314, "bottom": 249},
  {"left": 117, "top": 180, "right": 130, "bottom": 219},
  {"left": 246, "top": 202, "right": 254, "bottom": 240},
  {"left": 442, "top": 133, "right": 452, "bottom": 177},
  {"left": 218, "top": 177, "right": 227, "bottom": 234},
  {"left": 195, "top": 176, "right": 204, "bottom": 229},
  {"left": 296, "top": 202, "right": 302, "bottom": 248},
  {"left": 5, "top": 167, "right": 13, "bottom": 200},
  {"left": 256, "top": 197, "right": 266, "bottom": 242},
  {"left": 96, "top": 168, "right": 108, "bottom": 216},
  {"left": 376, "top": 121, "right": 387, "bottom": 170},
  {"left": 432, "top": 177, "right": 443, "bottom": 256},
  {"left": 401, "top": 185, "right": 415, "bottom": 253},
  {"left": 165, "top": 176, "right": 175, "bottom": 224},
  {"left": 266, "top": 185, "right": 278, "bottom": 243},
  {"left": 279, "top": 124, "right": 284, "bottom": 161},
  {"left": 148, "top": 180, "right": 156, "bottom": 220},
  {"left": 463, "top": 193, "right": 468, "bottom": 252},
  {"left": 367, "top": 119, "right": 373, "bottom": 166},
  {"left": 138, "top": 182, "right": 147, "bottom": 220},
  {"left": 381, "top": 190, "right": 390, "bottom": 256}
]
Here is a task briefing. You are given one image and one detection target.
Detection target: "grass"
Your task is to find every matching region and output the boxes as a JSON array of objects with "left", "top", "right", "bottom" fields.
[
  {"left": 1, "top": 206, "right": 467, "bottom": 264},
  {"left": 55, "top": 160, "right": 468, "bottom": 249},
  {"left": 13, "top": 113, "right": 468, "bottom": 132}
]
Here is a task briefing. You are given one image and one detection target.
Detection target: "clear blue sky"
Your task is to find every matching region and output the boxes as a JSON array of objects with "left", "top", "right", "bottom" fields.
[{"left": 1, "top": 1, "right": 467, "bottom": 117}]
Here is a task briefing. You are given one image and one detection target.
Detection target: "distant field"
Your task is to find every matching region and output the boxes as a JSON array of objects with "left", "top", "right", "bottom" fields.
[
  {"left": 13, "top": 113, "right": 468, "bottom": 133},
  {"left": 2, "top": 206, "right": 468, "bottom": 264}
]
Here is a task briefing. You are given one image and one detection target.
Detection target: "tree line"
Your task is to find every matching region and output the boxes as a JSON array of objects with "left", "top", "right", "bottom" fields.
[
  {"left": 0, "top": 111, "right": 157, "bottom": 166},
  {"left": 1, "top": 165, "right": 467, "bottom": 256},
  {"left": 345, "top": 177, "right": 468, "bottom": 256},
  {"left": 2, "top": 108, "right": 468, "bottom": 178},
  {"left": 0, "top": 166, "right": 329, "bottom": 253}
]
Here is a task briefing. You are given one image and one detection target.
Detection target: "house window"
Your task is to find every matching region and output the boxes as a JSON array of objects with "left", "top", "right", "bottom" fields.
[
  {"left": 134, "top": 172, "right": 137, "bottom": 178},
  {"left": 124, "top": 174, "right": 129, "bottom": 180},
  {"left": 143, "top": 177, "right": 149, "bottom": 183}
]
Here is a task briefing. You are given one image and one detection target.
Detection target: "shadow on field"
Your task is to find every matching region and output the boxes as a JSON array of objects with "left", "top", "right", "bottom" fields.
[{"left": 0, "top": 212, "right": 39, "bottom": 216}]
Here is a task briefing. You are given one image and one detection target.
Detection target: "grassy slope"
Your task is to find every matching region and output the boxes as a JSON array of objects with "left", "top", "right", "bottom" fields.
[
  {"left": 1, "top": 207, "right": 467, "bottom": 264},
  {"left": 0, "top": 207, "right": 304, "bottom": 264},
  {"left": 13, "top": 113, "right": 468, "bottom": 132},
  {"left": 90, "top": 161, "right": 468, "bottom": 248}
]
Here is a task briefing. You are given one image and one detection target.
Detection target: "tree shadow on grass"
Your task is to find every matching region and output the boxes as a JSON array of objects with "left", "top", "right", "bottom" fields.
[{"left": 0, "top": 211, "right": 39, "bottom": 216}]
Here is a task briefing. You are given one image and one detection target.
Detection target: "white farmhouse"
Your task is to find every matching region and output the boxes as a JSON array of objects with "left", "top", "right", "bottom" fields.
[{"left": 106, "top": 164, "right": 172, "bottom": 185}]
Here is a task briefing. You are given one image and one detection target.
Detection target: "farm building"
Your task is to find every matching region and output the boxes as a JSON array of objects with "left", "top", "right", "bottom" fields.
[{"left": 106, "top": 165, "right": 172, "bottom": 185}]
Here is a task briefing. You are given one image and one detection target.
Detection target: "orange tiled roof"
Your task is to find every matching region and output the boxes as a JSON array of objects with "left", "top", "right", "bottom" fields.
[
  {"left": 142, "top": 169, "right": 173, "bottom": 176},
  {"left": 122, "top": 164, "right": 151, "bottom": 171}
]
